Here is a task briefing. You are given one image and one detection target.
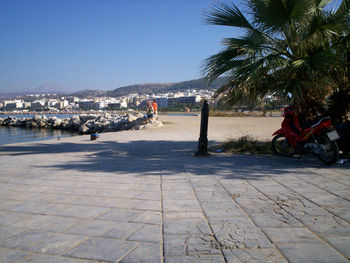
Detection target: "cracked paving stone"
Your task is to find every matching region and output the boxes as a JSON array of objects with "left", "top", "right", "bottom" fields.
[
  {"left": 200, "top": 202, "right": 245, "bottom": 218},
  {"left": 163, "top": 199, "right": 202, "bottom": 212},
  {"left": 164, "top": 219, "right": 212, "bottom": 235},
  {"left": 326, "top": 206, "right": 350, "bottom": 221},
  {"left": 238, "top": 201, "right": 281, "bottom": 214},
  {"left": 234, "top": 194, "right": 276, "bottom": 207},
  {"left": 211, "top": 222, "right": 272, "bottom": 249},
  {"left": 299, "top": 215, "right": 350, "bottom": 234},
  {"left": 250, "top": 211, "right": 302, "bottom": 228},
  {"left": 164, "top": 234, "right": 221, "bottom": 257},
  {"left": 195, "top": 190, "right": 233, "bottom": 203},
  {"left": 266, "top": 193, "right": 330, "bottom": 218}
]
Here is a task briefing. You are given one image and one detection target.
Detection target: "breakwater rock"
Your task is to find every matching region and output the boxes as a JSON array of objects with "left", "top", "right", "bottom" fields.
[{"left": 0, "top": 112, "right": 163, "bottom": 134}]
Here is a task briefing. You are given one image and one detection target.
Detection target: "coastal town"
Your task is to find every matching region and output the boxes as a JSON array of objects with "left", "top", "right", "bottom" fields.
[{"left": 0, "top": 88, "right": 215, "bottom": 113}]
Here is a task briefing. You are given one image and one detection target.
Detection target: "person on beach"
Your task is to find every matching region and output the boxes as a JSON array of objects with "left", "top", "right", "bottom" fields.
[
  {"left": 146, "top": 101, "right": 154, "bottom": 121},
  {"left": 152, "top": 99, "right": 158, "bottom": 120}
]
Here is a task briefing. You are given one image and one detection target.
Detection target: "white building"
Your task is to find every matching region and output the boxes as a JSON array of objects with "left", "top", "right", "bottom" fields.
[
  {"left": 167, "top": 95, "right": 201, "bottom": 107},
  {"left": 153, "top": 97, "right": 168, "bottom": 108},
  {"left": 31, "top": 100, "right": 46, "bottom": 110}
]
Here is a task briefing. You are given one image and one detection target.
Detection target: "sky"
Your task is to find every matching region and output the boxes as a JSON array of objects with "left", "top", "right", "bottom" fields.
[{"left": 0, "top": 0, "right": 245, "bottom": 93}]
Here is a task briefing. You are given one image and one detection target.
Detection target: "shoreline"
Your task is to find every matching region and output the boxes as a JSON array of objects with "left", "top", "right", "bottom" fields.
[{"left": 2, "top": 115, "right": 282, "bottom": 145}]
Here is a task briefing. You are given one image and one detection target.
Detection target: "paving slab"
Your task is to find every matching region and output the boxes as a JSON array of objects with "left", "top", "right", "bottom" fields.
[
  {"left": 322, "top": 234, "right": 350, "bottom": 259},
  {"left": 63, "top": 237, "right": 137, "bottom": 262},
  {"left": 223, "top": 248, "right": 288, "bottom": 263},
  {"left": 0, "top": 247, "right": 30, "bottom": 263},
  {"left": 1, "top": 116, "right": 349, "bottom": 262},
  {"left": 277, "top": 242, "right": 348, "bottom": 263},
  {"left": 119, "top": 243, "right": 161, "bottom": 263}
]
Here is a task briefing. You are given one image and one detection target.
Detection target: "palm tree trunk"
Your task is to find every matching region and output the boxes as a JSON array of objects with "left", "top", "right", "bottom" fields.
[{"left": 296, "top": 87, "right": 327, "bottom": 125}]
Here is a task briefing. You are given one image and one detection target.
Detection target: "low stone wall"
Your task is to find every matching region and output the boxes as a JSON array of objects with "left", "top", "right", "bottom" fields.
[{"left": 0, "top": 112, "right": 163, "bottom": 134}]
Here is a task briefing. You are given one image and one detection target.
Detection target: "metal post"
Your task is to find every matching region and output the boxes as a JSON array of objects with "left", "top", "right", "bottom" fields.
[{"left": 196, "top": 100, "right": 210, "bottom": 156}]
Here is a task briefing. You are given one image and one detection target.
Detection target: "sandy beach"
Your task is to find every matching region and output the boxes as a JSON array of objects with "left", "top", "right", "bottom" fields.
[
  {"left": 0, "top": 115, "right": 349, "bottom": 263},
  {"left": 46, "top": 115, "right": 283, "bottom": 147}
]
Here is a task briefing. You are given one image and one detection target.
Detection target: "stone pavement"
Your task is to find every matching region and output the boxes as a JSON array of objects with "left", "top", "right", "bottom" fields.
[{"left": 0, "top": 138, "right": 349, "bottom": 263}]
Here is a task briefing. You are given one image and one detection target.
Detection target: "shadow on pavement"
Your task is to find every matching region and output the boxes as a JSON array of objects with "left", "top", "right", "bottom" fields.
[{"left": 1, "top": 140, "right": 349, "bottom": 179}]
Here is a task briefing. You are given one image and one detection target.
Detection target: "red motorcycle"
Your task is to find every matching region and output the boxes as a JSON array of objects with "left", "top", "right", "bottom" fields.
[{"left": 272, "top": 105, "right": 340, "bottom": 164}]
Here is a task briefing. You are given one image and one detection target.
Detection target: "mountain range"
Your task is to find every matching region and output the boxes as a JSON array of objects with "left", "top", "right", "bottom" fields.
[{"left": 0, "top": 77, "right": 228, "bottom": 99}]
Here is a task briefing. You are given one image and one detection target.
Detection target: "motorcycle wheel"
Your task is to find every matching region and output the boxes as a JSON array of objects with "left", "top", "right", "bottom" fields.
[
  {"left": 315, "top": 133, "right": 339, "bottom": 165},
  {"left": 272, "top": 134, "right": 295, "bottom": 156}
]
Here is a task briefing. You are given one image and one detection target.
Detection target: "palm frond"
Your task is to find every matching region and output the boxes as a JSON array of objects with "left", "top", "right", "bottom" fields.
[
  {"left": 335, "top": 0, "right": 350, "bottom": 16},
  {"left": 205, "top": 2, "right": 253, "bottom": 29},
  {"left": 249, "top": 0, "right": 312, "bottom": 32}
]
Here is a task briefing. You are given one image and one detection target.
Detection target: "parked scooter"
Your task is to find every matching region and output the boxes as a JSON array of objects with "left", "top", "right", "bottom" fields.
[{"left": 272, "top": 105, "right": 340, "bottom": 164}]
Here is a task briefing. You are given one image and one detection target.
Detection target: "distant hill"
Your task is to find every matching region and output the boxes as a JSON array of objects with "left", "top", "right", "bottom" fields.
[
  {"left": 33, "top": 83, "right": 68, "bottom": 94},
  {"left": 0, "top": 83, "right": 68, "bottom": 99},
  {"left": 0, "top": 78, "right": 229, "bottom": 100},
  {"left": 106, "top": 77, "right": 228, "bottom": 97},
  {"left": 69, "top": 89, "right": 107, "bottom": 97}
]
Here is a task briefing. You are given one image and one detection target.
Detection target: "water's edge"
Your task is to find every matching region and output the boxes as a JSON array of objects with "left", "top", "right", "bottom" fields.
[{"left": 0, "top": 114, "right": 77, "bottom": 146}]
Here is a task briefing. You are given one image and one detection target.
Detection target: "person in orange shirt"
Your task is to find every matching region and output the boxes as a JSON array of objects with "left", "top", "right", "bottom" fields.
[{"left": 152, "top": 99, "right": 158, "bottom": 120}]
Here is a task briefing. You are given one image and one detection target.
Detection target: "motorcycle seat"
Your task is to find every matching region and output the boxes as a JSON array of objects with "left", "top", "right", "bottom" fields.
[{"left": 301, "top": 116, "right": 330, "bottom": 130}]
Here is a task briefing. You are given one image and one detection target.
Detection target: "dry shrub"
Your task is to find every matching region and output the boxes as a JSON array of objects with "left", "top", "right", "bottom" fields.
[{"left": 218, "top": 136, "right": 273, "bottom": 154}]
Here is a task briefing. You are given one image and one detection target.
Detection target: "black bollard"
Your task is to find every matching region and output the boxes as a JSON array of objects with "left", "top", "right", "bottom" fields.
[{"left": 196, "top": 100, "right": 210, "bottom": 156}]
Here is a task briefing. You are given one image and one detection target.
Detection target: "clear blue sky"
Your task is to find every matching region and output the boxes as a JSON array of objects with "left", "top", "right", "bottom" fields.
[{"left": 0, "top": 0, "right": 245, "bottom": 93}]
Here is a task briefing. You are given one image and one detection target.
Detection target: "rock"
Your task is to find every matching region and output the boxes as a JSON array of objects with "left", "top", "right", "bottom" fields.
[
  {"left": 33, "top": 115, "right": 42, "bottom": 122},
  {"left": 137, "top": 120, "right": 163, "bottom": 130},
  {"left": 14, "top": 119, "right": 24, "bottom": 126},
  {"left": 53, "top": 118, "right": 62, "bottom": 127},
  {"left": 0, "top": 112, "right": 162, "bottom": 134},
  {"left": 127, "top": 113, "right": 137, "bottom": 122},
  {"left": 79, "top": 123, "right": 89, "bottom": 134},
  {"left": 31, "top": 122, "right": 39, "bottom": 128},
  {"left": 3, "top": 116, "right": 17, "bottom": 126},
  {"left": 61, "top": 120, "right": 70, "bottom": 129},
  {"left": 38, "top": 120, "right": 46, "bottom": 128},
  {"left": 80, "top": 114, "right": 96, "bottom": 123}
]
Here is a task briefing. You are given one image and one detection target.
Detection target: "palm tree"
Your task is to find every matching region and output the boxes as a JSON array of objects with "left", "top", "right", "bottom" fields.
[
  {"left": 203, "top": 0, "right": 349, "bottom": 123},
  {"left": 328, "top": 27, "right": 350, "bottom": 123}
]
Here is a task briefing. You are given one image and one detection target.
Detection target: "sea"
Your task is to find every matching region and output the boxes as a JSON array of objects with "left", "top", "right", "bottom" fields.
[
  {"left": 0, "top": 114, "right": 78, "bottom": 146},
  {"left": 0, "top": 112, "right": 199, "bottom": 146}
]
